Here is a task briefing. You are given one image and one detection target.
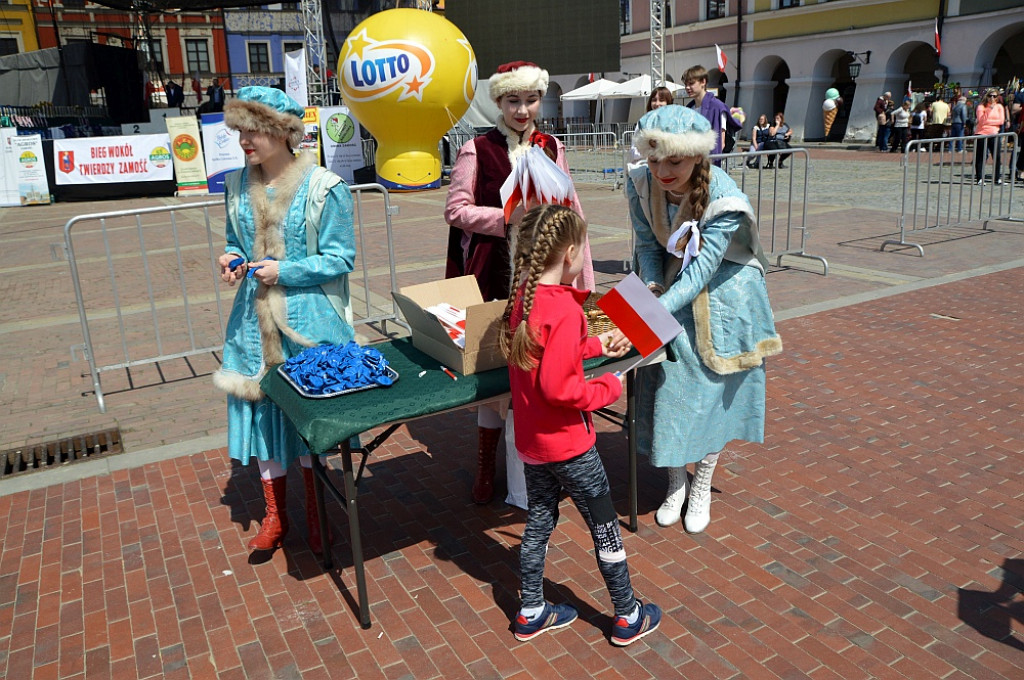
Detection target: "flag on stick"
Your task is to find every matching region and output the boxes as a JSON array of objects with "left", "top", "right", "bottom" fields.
[
  {"left": 715, "top": 44, "right": 728, "bottom": 72},
  {"left": 597, "top": 272, "right": 683, "bottom": 358},
  {"left": 934, "top": 18, "right": 942, "bottom": 57}
]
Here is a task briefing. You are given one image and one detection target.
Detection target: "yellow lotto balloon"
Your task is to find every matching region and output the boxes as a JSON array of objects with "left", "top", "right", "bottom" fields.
[{"left": 339, "top": 9, "right": 477, "bottom": 191}]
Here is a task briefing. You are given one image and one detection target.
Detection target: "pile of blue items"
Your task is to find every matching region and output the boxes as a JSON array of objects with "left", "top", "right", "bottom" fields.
[{"left": 282, "top": 341, "right": 394, "bottom": 395}]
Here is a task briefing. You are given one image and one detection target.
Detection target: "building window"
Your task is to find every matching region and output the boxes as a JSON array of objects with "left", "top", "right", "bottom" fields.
[
  {"left": 707, "top": 0, "right": 726, "bottom": 19},
  {"left": 283, "top": 41, "right": 304, "bottom": 55},
  {"left": 141, "top": 38, "right": 164, "bottom": 74},
  {"left": 619, "top": 0, "right": 631, "bottom": 35},
  {"left": 248, "top": 42, "right": 270, "bottom": 72},
  {"left": 62, "top": 0, "right": 86, "bottom": 8},
  {"left": 779, "top": 0, "right": 801, "bottom": 7},
  {"left": 185, "top": 39, "right": 210, "bottom": 73},
  {"left": 0, "top": 37, "right": 18, "bottom": 57}
]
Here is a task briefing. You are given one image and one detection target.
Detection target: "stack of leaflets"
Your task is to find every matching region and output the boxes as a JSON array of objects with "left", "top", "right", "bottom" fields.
[
  {"left": 425, "top": 303, "right": 467, "bottom": 348},
  {"left": 499, "top": 145, "right": 577, "bottom": 223}
]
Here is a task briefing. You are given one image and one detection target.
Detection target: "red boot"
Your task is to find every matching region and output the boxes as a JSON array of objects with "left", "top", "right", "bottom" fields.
[
  {"left": 302, "top": 466, "right": 332, "bottom": 555},
  {"left": 248, "top": 476, "right": 289, "bottom": 551},
  {"left": 472, "top": 427, "right": 502, "bottom": 504}
]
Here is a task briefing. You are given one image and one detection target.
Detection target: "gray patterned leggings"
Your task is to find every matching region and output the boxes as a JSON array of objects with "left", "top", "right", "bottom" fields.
[{"left": 520, "top": 446, "right": 637, "bottom": 616}]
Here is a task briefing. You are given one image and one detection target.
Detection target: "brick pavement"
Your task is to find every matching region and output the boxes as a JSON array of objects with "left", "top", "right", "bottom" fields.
[{"left": 0, "top": 148, "right": 1022, "bottom": 678}]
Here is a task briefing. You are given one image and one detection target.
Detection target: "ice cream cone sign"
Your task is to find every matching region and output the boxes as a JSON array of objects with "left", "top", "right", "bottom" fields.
[{"left": 822, "top": 88, "right": 841, "bottom": 138}]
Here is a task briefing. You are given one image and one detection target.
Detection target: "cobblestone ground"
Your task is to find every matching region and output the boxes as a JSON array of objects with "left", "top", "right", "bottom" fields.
[{"left": 0, "top": 147, "right": 1021, "bottom": 679}]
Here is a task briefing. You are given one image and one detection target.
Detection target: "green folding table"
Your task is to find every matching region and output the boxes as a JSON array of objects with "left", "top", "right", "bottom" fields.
[{"left": 260, "top": 337, "right": 643, "bottom": 628}]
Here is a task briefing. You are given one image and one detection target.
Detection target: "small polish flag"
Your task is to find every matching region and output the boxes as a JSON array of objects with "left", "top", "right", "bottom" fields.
[
  {"left": 597, "top": 272, "right": 683, "bottom": 359},
  {"left": 934, "top": 18, "right": 941, "bottom": 57},
  {"left": 588, "top": 72, "right": 595, "bottom": 83},
  {"left": 715, "top": 44, "right": 728, "bottom": 72},
  {"left": 907, "top": 80, "right": 913, "bottom": 100}
]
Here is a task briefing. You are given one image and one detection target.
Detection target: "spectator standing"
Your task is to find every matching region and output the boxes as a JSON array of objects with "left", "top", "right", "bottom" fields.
[
  {"left": 683, "top": 65, "right": 731, "bottom": 164},
  {"left": 874, "top": 91, "right": 892, "bottom": 152},
  {"left": 974, "top": 89, "right": 1006, "bottom": 185},
  {"left": 207, "top": 78, "right": 226, "bottom": 112},
  {"left": 909, "top": 102, "right": 928, "bottom": 148},
  {"left": 949, "top": 96, "right": 968, "bottom": 152},
  {"left": 929, "top": 96, "right": 950, "bottom": 140},
  {"left": 890, "top": 99, "right": 911, "bottom": 153}
]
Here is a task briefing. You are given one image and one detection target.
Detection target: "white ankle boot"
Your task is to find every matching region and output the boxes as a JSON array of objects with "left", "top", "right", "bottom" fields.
[
  {"left": 684, "top": 455, "right": 718, "bottom": 534},
  {"left": 655, "top": 466, "right": 689, "bottom": 527}
]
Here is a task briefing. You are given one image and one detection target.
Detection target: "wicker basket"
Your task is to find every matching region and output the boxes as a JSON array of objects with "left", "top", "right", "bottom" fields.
[{"left": 584, "top": 295, "right": 617, "bottom": 337}]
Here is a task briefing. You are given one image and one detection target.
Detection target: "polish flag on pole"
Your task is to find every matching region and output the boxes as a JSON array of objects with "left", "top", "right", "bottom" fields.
[
  {"left": 907, "top": 80, "right": 913, "bottom": 100},
  {"left": 597, "top": 272, "right": 683, "bottom": 359},
  {"left": 934, "top": 18, "right": 941, "bottom": 57},
  {"left": 715, "top": 44, "right": 728, "bottom": 72}
]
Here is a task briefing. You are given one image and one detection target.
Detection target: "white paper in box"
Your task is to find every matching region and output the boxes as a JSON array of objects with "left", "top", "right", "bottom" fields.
[{"left": 391, "top": 276, "right": 507, "bottom": 375}]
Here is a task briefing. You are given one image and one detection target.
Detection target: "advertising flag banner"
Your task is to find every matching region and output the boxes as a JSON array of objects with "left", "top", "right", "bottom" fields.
[
  {"left": 320, "top": 106, "right": 364, "bottom": 183},
  {"left": 299, "top": 106, "right": 321, "bottom": 157},
  {"left": 165, "top": 116, "right": 209, "bottom": 195},
  {"left": 285, "top": 49, "right": 308, "bottom": 108},
  {"left": 597, "top": 272, "right": 683, "bottom": 358},
  {"left": 0, "top": 128, "right": 20, "bottom": 206},
  {"left": 12, "top": 134, "right": 50, "bottom": 204},
  {"left": 201, "top": 112, "right": 244, "bottom": 194},
  {"left": 54, "top": 134, "right": 172, "bottom": 186}
]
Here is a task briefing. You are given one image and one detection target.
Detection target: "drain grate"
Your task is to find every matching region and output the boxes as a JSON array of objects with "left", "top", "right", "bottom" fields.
[{"left": 1, "top": 428, "right": 123, "bottom": 479}]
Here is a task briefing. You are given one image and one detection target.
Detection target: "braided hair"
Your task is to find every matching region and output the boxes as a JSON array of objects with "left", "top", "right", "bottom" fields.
[
  {"left": 500, "top": 204, "right": 587, "bottom": 371},
  {"left": 688, "top": 157, "right": 711, "bottom": 220}
]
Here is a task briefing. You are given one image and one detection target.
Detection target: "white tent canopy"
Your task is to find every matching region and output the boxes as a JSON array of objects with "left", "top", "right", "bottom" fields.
[
  {"left": 559, "top": 78, "right": 621, "bottom": 101},
  {"left": 604, "top": 75, "right": 685, "bottom": 99}
]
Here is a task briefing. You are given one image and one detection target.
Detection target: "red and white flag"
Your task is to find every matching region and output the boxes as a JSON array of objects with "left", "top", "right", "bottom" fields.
[
  {"left": 907, "top": 80, "right": 913, "bottom": 100},
  {"left": 715, "top": 44, "right": 728, "bottom": 72},
  {"left": 934, "top": 18, "right": 941, "bottom": 57},
  {"left": 588, "top": 72, "right": 595, "bottom": 83},
  {"left": 597, "top": 272, "right": 683, "bottom": 358}
]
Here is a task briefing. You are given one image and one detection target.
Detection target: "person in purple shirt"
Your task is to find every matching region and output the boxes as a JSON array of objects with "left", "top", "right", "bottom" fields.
[{"left": 683, "top": 65, "right": 731, "bottom": 166}]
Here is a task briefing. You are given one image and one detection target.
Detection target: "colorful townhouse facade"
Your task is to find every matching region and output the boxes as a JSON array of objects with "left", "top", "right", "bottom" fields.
[
  {"left": 610, "top": 0, "right": 1024, "bottom": 142},
  {"left": 31, "top": 1, "right": 230, "bottom": 107},
  {"left": 1, "top": 0, "right": 41, "bottom": 56}
]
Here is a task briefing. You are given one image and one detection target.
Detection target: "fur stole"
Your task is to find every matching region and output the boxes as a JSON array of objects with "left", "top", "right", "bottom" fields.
[{"left": 495, "top": 117, "right": 535, "bottom": 167}]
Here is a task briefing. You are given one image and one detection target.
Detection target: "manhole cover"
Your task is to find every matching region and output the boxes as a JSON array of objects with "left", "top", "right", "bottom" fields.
[{"left": 0, "top": 428, "right": 123, "bottom": 479}]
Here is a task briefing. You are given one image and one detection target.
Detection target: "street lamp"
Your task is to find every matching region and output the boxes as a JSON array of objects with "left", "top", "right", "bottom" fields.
[{"left": 846, "top": 50, "right": 871, "bottom": 80}]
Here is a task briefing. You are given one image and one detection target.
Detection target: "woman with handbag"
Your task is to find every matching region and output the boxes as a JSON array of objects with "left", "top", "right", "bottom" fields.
[{"left": 443, "top": 60, "right": 595, "bottom": 508}]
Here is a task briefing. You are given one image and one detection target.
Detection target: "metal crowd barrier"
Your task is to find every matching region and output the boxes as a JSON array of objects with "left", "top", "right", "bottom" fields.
[
  {"left": 63, "top": 183, "right": 403, "bottom": 413},
  {"left": 618, "top": 143, "right": 828, "bottom": 276},
  {"left": 559, "top": 131, "right": 622, "bottom": 188},
  {"left": 882, "top": 132, "right": 1019, "bottom": 256}
]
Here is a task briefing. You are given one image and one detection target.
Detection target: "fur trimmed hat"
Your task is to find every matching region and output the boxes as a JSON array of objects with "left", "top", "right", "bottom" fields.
[
  {"left": 633, "top": 104, "right": 718, "bottom": 160},
  {"left": 489, "top": 61, "right": 549, "bottom": 102},
  {"left": 224, "top": 86, "right": 306, "bottom": 149}
]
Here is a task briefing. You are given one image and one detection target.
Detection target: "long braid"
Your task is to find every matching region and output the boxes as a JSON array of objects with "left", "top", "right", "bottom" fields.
[
  {"left": 500, "top": 204, "right": 586, "bottom": 371},
  {"left": 688, "top": 158, "right": 711, "bottom": 221}
]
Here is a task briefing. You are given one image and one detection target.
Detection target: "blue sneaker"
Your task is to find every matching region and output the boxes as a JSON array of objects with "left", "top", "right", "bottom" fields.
[
  {"left": 513, "top": 603, "right": 579, "bottom": 641},
  {"left": 611, "top": 601, "right": 662, "bottom": 646}
]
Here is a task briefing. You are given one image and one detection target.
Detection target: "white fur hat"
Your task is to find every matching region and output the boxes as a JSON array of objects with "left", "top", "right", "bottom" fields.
[
  {"left": 633, "top": 105, "right": 718, "bottom": 159},
  {"left": 489, "top": 61, "right": 549, "bottom": 102}
]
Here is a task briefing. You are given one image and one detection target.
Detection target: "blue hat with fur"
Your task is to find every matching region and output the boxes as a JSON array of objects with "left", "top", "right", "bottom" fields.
[
  {"left": 225, "top": 86, "right": 306, "bottom": 148},
  {"left": 634, "top": 104, "right": 717, "bottom": 160}
]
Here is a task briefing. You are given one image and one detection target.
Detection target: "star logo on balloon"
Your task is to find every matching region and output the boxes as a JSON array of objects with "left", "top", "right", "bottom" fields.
[{"left": 340, "top": 28, "right": 435, "bottom": 103}]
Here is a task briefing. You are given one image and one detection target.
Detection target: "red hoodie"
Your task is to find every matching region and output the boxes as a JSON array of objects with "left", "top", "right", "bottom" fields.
[{"left": 509, "top": 284, "right": 622, "bottom": 463}]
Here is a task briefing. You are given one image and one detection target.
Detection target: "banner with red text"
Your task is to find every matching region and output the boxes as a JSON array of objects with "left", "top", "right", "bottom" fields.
[{"left": 53, "top": 134, "right": 174, "bottom": 185}]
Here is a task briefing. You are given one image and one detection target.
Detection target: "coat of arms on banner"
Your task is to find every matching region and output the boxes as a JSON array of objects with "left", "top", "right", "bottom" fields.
[{"left": 58, "top": 150, "right": 75, "bottom": 173}]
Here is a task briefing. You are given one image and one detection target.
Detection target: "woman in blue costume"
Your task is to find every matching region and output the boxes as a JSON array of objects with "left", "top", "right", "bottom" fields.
[
  {"left": 213, "top": 86, "right": 355, "bottom": 555},
  {"left": 627, "top": 106, "right": 782, "bottom": 534}
]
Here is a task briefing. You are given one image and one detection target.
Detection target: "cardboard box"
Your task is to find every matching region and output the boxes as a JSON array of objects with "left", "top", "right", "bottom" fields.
[{"left": 392, "top": 276, "right": 507, "bottom": 375}]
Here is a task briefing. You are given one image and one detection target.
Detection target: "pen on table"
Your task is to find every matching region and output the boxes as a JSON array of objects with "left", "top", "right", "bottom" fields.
[{"left": 440, "top": 366, "right": 458, "bottom": 381}]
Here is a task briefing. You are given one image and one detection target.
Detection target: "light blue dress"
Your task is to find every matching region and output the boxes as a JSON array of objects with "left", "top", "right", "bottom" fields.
[
  {"left": 215, "top": 160, "right": 355, "bottom": 467},
  {"left": 628, "top": 165, "right": 781, "bottom": 467}
]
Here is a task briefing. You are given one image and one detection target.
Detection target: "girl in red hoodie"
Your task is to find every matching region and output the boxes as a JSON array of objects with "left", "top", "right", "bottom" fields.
[{"left": 501, "top": 204, "right": 663, "bottom": 646}]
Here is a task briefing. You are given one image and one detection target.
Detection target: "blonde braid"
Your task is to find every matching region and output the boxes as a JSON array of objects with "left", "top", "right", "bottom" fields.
[
  {"left": 688, "top": 158, "right": 711, "bottom": 221},
  {"left": 501, "top": 205, "right": 586, "bottom": 371}
]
